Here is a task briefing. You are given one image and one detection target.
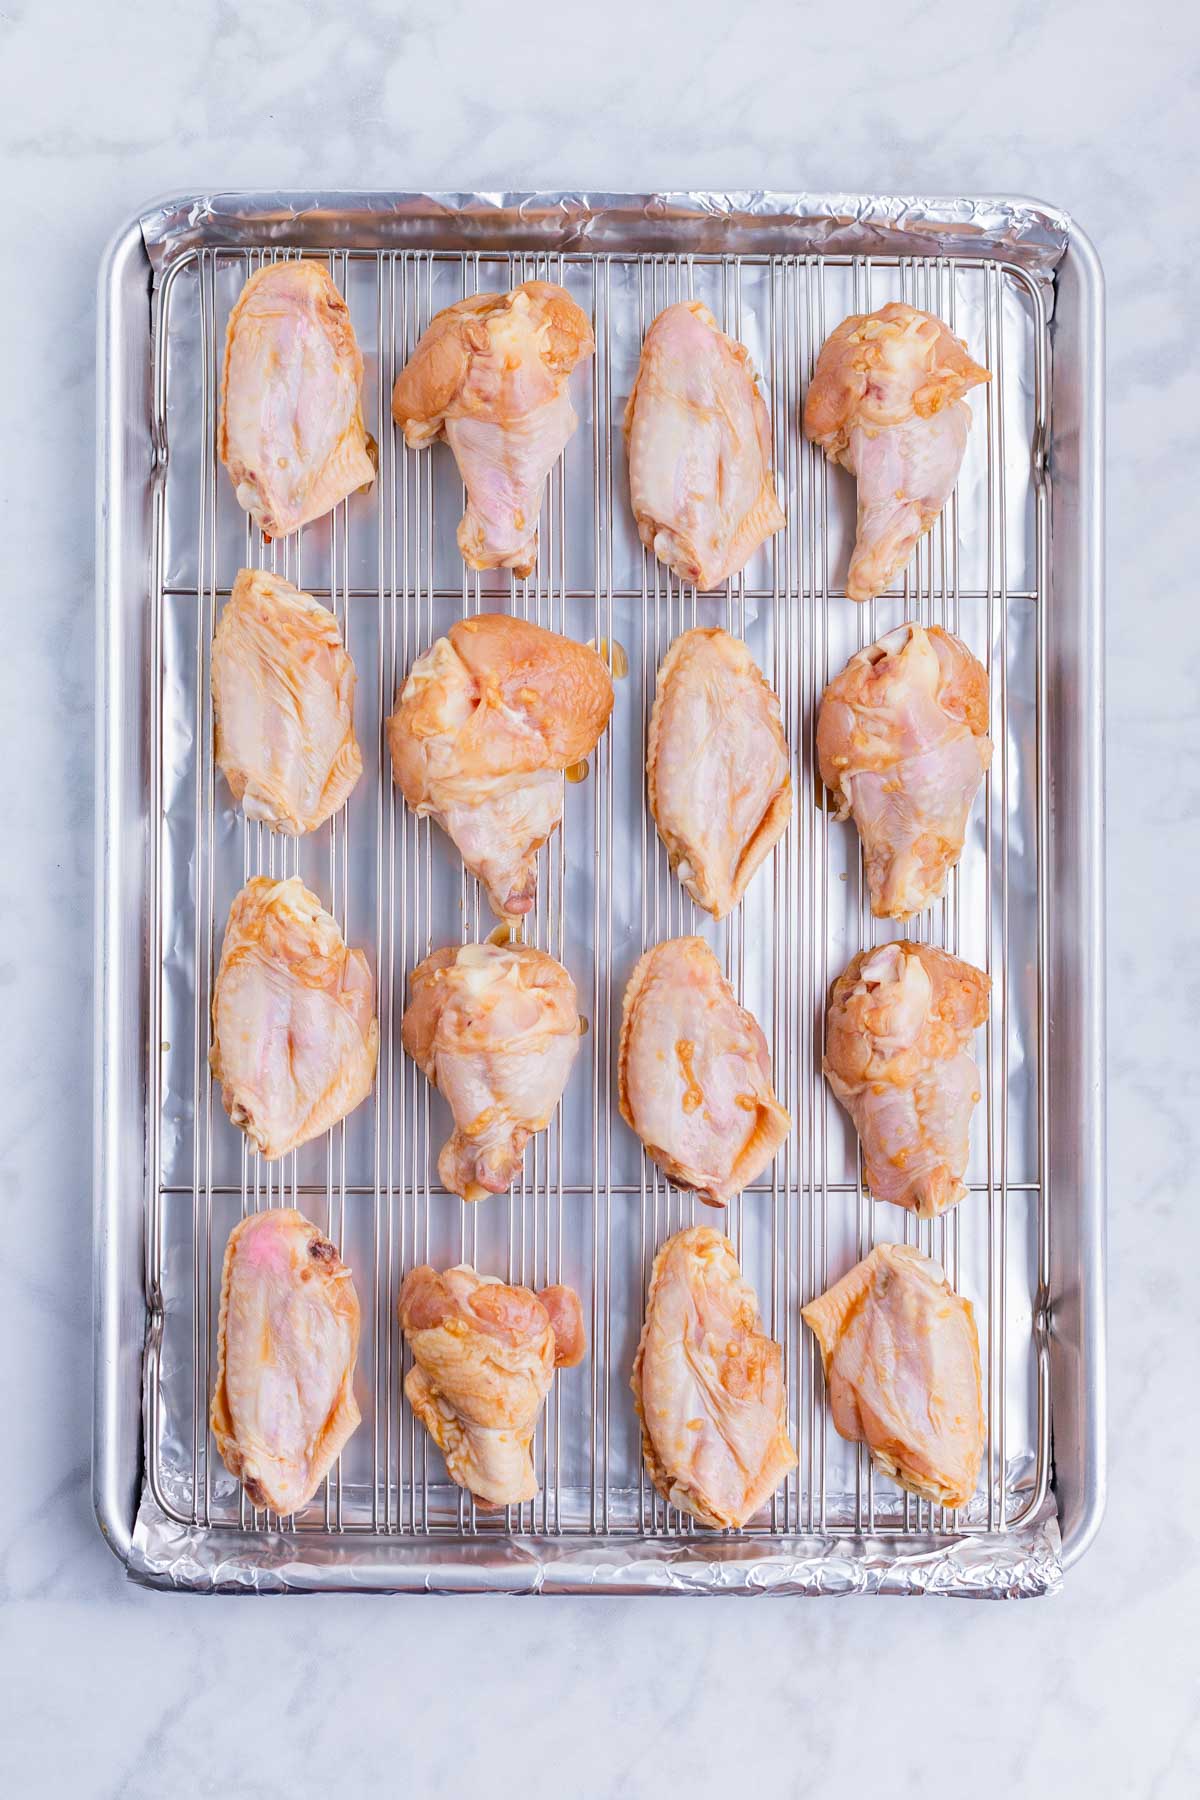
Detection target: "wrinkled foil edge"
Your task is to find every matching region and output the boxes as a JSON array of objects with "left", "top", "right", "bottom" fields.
[
  {"left": 128, "top": 1487, "right": 1061, "bottom": 1598},
  {"left": 137, "top": 190, "right": 1070, "bottom": 282}
]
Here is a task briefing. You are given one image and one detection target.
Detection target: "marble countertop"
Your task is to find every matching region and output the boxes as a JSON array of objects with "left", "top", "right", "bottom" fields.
[{"left": 2, "top": 0, "right": 1196, "bottom": 1793}]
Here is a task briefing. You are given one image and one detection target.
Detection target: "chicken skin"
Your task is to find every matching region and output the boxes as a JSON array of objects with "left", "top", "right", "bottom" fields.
[
  {"left": 825, "top": 942, "right": 989, "bottom": 1218},
  {"left": 388, "top": 614, "right": 614, "bottom": 922},
  {"left": 802, "top": 1243, "right": 984, "bottom": 1509},
  {"left": 211, "top": 877, "right": 378, "bottom": 1159},
  {"left": 625, "top": 301, "right": 785, "bottom": 590},
  {"left": 647, "top": 628, "right": 791, "bottom": 919},
  {"left": 212, "top": 568, "right": 362, "bottom": 836},
  {"left": 402, "top": 942, "right": 581, "bottom": 1202},
  {"left": 818, "top": 622, "right": 991, "bottom": 919},
  {"left": 211, "top": 1208, "right": 361, "bottom": 1515},
  {"left": 618, "top": 937, "right": 789, "bottom": 1206},
  {"left": 399, "top": 1264, "right": 585, "bottom": 1508},
  {"left": 632, "top": 1226, "right": 796, "bottom": 1528},
  {"left": 392, "top": 281, "right": 594, "bottom": 577},
  {"left": 804, "top": 302, "right": 989, "bottom": 602},
  {"left": 220, "top": 260, "right": 375, "bottom": 539}
]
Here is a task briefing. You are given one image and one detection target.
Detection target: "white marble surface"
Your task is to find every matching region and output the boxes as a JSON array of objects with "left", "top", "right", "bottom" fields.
[{"left": 1, "top": 0, "right": 1197, "bottom": 1792}]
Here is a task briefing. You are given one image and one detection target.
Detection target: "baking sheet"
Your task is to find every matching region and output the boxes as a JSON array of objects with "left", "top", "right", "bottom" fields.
[{"left": 94, "top": 192, "right": 1103, "bottom": 1595}]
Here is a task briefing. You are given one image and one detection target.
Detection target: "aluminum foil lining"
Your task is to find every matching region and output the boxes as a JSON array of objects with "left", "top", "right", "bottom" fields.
[
  {"left": 129, "top": 1491, "right": 1061, "bottom": 1597},
  {"left": 137, "top": 189, "right": 1071, "bottom": 284},
  {"left": 124, "top": 189, "right": 1067, "bottom": 1597}
]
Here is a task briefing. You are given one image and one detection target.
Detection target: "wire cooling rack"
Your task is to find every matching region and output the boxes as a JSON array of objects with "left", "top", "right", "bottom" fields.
[{"left": 144, "top": 241, "right": 1050, "bottom": 1549}]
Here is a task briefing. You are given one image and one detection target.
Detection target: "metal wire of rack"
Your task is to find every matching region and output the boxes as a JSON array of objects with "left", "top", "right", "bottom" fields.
[{"left": 142, "top": 241, "right": 1052, "bottom": 1551}]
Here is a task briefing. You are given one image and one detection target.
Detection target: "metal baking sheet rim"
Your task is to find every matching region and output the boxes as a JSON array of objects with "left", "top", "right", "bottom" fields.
[
  {"left": 134, "top": 189, "right": 1073, "bottom": 278},
  {"left": 94, "top": 189, "right": 1106, "bottom": 1596},
  {"left": 126, "top": 1493, "right": 1062, "bottom": 1597}
]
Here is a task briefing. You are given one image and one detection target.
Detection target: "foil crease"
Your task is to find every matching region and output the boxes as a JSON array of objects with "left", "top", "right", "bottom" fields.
[
  {"left": 129, "top": 1490, "right": 1061, "bottom": 1598},
  {"left": 138, "top": 189, "right": 1070, "bottom": 284}
]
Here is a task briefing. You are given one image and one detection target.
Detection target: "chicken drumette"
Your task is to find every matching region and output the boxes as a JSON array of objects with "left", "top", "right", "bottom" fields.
[
  {"left": 632, "top": 1226, "right": 796, "bottom": 1528},
  {"left": 392, "top": 281, "right": 594, "bottom": 577},
  {"left": 388, "top": 614, "right": 613, "bottom": 922},
  {"left": 220, "top": 260, "right": 375, "bottom": 540},
  {"left": 399, "top": 1264, "right": 585, "bottom": 1508},
  {"left": 803, "top": 1243, "right": 984, "bottom": 1509},
  {"left": 402, "top": 942, "right": 582, "bottom": 1202},
  {"left": 804, "top": 302, "right": 989, "bottom": 602},
  {"left": 818, "top": 622, "right": 991, "bottom": 919},
  {"left": 824, "top": 941, "right": 989, "bottom": 1218}
]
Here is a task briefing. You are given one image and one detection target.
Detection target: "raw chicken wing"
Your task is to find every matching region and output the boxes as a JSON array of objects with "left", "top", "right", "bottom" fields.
[
  {"left": 388, "top": 614, "right": 613, "bottom": 921},
  {"left": 648, "top": 627, "right": 791, "bottom": 918},
  {"left": 212, "top": 568, "right": 362, "bottom": 835},
  {"left": 392, "top": 282, "right": 594, "bottom": 576},
  {"left": 804, "top": 302, "right": 989, "bottom": 601},
  {"left": 402, "top": 942, "right": 581, "bottom": 1202},
  {"left": 818, "top": 622, "right": 991, "bottom": 918},
  {"left": 220, "top": 260, "right": 375, "bottom": 539},
  {"left": 619, "top": 937, "right": 789, "bottom": 1206},
  {"left": 399, "top": 1264, "right": 585, "bottom": 1507},
  {"left": 211, "top": 877, "right": 378, "bottom": 1159},
  {"left": 211, "top": 1208, "right": 361, "bottom": 1515},
  {"left": 632, "top": 1226, "right": 796, "bottom": 1528},
  {"left": 802, "top": 1243, "right": 984, "bottom": 1508},
  {"left": 825, "top": 941, "right": 989, "bottom": 1218},
  {"left": 625, "top": 302, "right": 785, "bottom": 589}
]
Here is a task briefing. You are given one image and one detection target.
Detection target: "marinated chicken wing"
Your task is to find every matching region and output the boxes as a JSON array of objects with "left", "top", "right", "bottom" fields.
[
  {"left": 625, "top": 302, "right": 785, "bottom": 590},
  {"left": 804, "top": 302, "right": 989, "bottom": 602},
  {"left": 825, "top": 942, "right": 989, "bottom": 1218},
  {"left": 802, "top": 1243, "right": 984, "bottom": 1508},
  {"left": 211, "top": 877, "right": 378, "bottom": 1159},
  {"left": 388, "top": 614, "right": 613, "bottom": 921},
  {"left": 402, "top": 942, "right": 581, "bottom": 1202},
  {"left": 399, "top": 1264, "right": 585, "bottom": 1507},
  {"left": 220, "top": 260, "right": 375, "bottom": 539},
  {"left": 618, "top": 937, "right": 789, "bottom": 1206},
  {"left": 211, "top": 1208, "right": 361, "bottom": 1515},
  {"left": 212, "top": 568, "right": 362, "bottom": 835},
  {"left": 632, "top": 1226, "right": 796, "bottom": 1528},
  {"left": 818, "top": 622, "right": 991, "bottom": 919},
  {"left": 392, "top": 281, "right": 594, "bottom": 577},
  {"left": 648, "top": 628, "right": 791, "bottom": 918}
]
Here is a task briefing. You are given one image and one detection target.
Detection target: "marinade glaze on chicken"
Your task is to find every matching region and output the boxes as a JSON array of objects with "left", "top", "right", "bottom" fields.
[
  {"left": 804, "top": 302, "right": 988, "bottom": 601},
  {"left": 220, "top": 260, "right": 375, "bottom": 539}
]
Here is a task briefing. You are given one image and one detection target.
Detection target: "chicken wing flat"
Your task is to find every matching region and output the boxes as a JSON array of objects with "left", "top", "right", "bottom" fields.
[
  {"left": 402, "top": 942, "right": 581, "bottom": 1202},
  {"left": 647, "top": 627, "right": 791, "bottom": 919},
  {"left": 212, "top": 568, "right": 362, "bottom": 836},
  {"left": 632, "top": 1226, "right": 796, "bottom": 1528},
  {"left": 399, "top": 1264, "right": 585, "bottom": 1508},
  {"left": 392, "top": 281, "right": 594, "bottom": 577},
  {"left": 818, "top": 622, "right": 991, "bottom": 919},
  {"left": 220, "top": 260, "right": 375, "bottom": 539},
  {"left": 825, "top": 941, "right": 989, "bottom": 1218},
  {"left": 618, "top": 937, "right": 789, "bottom": 1206},
  {"left": 210, "top": 877, "right": 378, "bottom": 1159},
  {"left": 802, "top": 1243, "right": 984, "bottom": 1509},
  {"left": 388, "top": 614, "right": 613, "bottom": 921},
  {"left": 625, "top": 302, "right": 785, "bottom": 590},
  {"left": 211, "top": 1208, "right": 361, "bottom": 1515},
  {"left": 804, "top": 302, "right": 989, "bottom": 602}
]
